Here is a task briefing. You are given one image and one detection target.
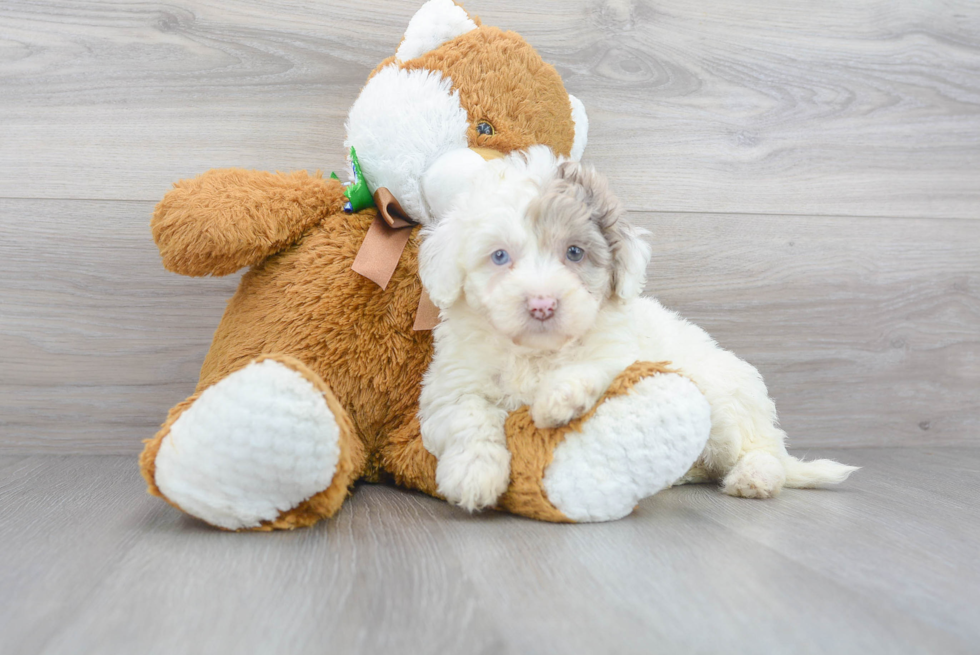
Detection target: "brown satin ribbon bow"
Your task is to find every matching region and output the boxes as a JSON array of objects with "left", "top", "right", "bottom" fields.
[{"left": 351, "top": 188, "right": 440, "bottom": 331}]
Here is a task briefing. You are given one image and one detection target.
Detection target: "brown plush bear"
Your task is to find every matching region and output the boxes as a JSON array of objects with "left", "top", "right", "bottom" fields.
[{"left": 139, "top": 0, "right": 712, "bottom": 530}]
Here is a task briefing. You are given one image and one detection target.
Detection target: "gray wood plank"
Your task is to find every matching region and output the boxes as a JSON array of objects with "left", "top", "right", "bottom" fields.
[
  {"left": 0, "top": 454, "right": 30, "bottom": 476},
  {"left": 674, "top": 447, "right": 980, "bottom": 644},
  {"left": 2, "top": 199, "right": 976, "bottom": 452},
  {"left": 0, "top": 456, "right": 164, "bottom": 655},
  {"left": 37, "top": 488, "right": 505, "bottom": 655},
  {"left": 1, "top": 0, "right": 979, "bottom": 218},
  {"left": 0, "top": 199, "right": 239, "bottom": 453},
  {"left": 431, "top": 489, "right": 970, "bottom": 655},
  {"left": 1, "top": 452, "right": 975, "bottom": 655},
  {"left": 637, "top": 212, "right": 980, "bottom": 448}
]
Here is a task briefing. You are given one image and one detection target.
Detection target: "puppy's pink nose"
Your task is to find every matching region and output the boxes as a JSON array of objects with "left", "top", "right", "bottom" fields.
[{"left": 528, "top": 296, "right": 557, "bottom": 321}]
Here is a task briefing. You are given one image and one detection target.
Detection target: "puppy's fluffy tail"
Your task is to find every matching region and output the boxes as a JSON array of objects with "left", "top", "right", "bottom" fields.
[{"left": 782, "top": 456, "right": 859, "bottom": 489}]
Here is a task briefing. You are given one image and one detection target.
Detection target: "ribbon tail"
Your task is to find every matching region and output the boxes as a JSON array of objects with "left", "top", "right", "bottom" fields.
[
  {"left": 351, "top": 216, "right": 414, "bottom": 290},
  {"left": 413, "top": 288, "right": 441, "bottom": 331}
]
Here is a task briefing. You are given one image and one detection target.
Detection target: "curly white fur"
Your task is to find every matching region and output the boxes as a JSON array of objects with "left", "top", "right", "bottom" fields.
[{"left": 418, "top": 147, "right": 858, "bottom": 512}]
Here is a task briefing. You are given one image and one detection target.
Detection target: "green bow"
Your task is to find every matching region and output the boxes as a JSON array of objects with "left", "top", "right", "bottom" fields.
[{"left": 331, "top": 147, "right": 375, "bottom": 213}]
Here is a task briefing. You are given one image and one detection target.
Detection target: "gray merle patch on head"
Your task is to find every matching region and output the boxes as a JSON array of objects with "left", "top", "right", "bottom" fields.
[
  {"left": 523, "top": 189, "right": 605, "bottom": 299},
  {"left": 530, "top": 160, "right": 648, "bottom": 300},
  {"left": 528, "top": 187, "right": 612, "bottom": 270}
]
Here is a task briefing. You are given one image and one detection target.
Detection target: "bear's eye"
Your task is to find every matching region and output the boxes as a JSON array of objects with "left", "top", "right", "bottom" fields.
[
  {"left": 566, "top": 245, "right": 585, "bottom": 262},
  {"left": 476, "top": 121, "right": 495, "bottom": 136},
  {"left": 491, "top": 249, "right": 510, "bottom": 266}
]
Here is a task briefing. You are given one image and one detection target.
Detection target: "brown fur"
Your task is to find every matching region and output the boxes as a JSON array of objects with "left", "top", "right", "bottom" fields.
[
  {"left": 139, "top": 8, "right": 639, "bottom": 528},
  {"left": 153, "top": 169, "right": 344, "bottom": 277},
  {"left": 401, "top": 27, "right": 576, "bottom": 157},
  {"left": 370, "top": 22, "right": 575, "bottom": 157}
]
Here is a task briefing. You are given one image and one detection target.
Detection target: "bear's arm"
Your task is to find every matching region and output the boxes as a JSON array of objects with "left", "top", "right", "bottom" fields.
[{"left": 151, "top": 168, "right": 346, "bottom": 276}]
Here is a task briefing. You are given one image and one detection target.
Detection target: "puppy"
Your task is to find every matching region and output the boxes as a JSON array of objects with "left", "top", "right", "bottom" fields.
[{"left": 418, "top": 146, "right": 857, "bottom": 511}]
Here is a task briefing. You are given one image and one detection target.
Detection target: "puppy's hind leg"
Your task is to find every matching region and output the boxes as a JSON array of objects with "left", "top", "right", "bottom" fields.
[
  {"left": 636, "top": 299, "right": 858, "bottom": 497},
  {"left": 714, "top": 389, "right": 858, "bottom": 498},
  {"left": 722, "top": 451, "right": 787, "bottom": 499},
  {"left": 723, "top": 448, "right": 860, "bottom": 498}
]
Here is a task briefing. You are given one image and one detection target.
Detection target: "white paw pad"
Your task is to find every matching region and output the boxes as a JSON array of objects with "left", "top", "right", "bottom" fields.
[
  {"left": 154, "top": 360, "right": 342, "bottom": 529},
  {"left": 543, "top": 373, "right": 711, "bottom": 522}
]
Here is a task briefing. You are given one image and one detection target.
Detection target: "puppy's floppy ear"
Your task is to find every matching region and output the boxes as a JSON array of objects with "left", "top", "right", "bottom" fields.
[
  {"left": 610, "top": 221, "right": 652, "bottom": 299},
  {"left": 418, "top": 219, "right": 465, "bottom": 309},
  {"left": 557, "top": 161, "right": 652, "bottom": 300}
]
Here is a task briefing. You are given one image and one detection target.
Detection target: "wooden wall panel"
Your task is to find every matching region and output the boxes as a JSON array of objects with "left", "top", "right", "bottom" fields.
[
  {"left": 1, "top": 199, "right": 976, "bottom": 453},
  {"left": 0, "top": 0, "right": 978, "bottom": 452},
  {"left": 0, "top": 199, "right": 239, "bottom": 452},
  {"left": 636, "top": 211, "right": 980, "bottom": 448},
  {"left": 1, "top": 0, "right": 978, "bottom": 217}
]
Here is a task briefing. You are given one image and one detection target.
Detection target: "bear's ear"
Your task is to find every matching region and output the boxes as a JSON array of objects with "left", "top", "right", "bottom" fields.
[
  {"left": 396, "top": 0, "right": 479, "bottom": 63},
  {"left": 568, "top": 95, "right": 589, "bottom": 161}
]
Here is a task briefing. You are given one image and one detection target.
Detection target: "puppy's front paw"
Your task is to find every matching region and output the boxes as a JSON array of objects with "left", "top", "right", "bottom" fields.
[
  {"left": 436, "top": 441, "right": 511, "bottom": 512},
  {"left": 531, "top": 377, "right": 602, "bottom": 429}
]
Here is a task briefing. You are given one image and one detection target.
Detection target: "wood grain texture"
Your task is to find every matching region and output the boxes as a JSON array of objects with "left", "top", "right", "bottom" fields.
[
  {"left": 636, "top": 211, "right": 980, "bottom": 448},
  {"left": 0, "top": 198, "right": 240, "bottom": 452},
  {"left": 2, "top": 199, "right": 976, "bottom": 452},
  {"left": 669, "top": 447, "right": 980, "bottom": 643},
  {"left": 0, "top": 449, "right": 976, "bottom": 654},
  {"left": 1, "top": 0, "right": 979, "bottom": 217}
]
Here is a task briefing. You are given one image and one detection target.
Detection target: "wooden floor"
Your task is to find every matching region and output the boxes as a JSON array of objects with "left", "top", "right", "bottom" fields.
[
  {"left": 1, "top": 448, "right": 977, "bottom": 654},
  {"left": 1, "top": 1, "right": 979, "bottom": 653}
]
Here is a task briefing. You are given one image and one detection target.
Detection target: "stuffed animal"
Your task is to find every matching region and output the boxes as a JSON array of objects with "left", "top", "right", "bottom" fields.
[{"left": 139, "top": 0, "right": 712, "bottom": 530}]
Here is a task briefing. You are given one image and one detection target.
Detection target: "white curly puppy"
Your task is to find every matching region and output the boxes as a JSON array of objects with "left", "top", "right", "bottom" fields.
[{"left": 418, "top": 146, "right": 857, "bottom": 511}]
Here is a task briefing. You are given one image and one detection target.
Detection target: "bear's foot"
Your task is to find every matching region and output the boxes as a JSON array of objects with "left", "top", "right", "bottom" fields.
[
  {"left": 543, "top": 369, "right": 711, "bottom": 522},
  {"left": 152, "top": 356, "right": 358, "bottom": 530},
  {"left": 501, "top": 362, "right": 711, "bottom": 523}
]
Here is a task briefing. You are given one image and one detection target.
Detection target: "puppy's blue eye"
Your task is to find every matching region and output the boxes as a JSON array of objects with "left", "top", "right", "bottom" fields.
[
  {"left": 477, "top": 121, "right": 495, "bottom": 136},
  {"left": 566, "top": 245, "right": 585, "bottom": 262},
  {"left": 491, "top": 249, "right": 510, "bottom": 266}
]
